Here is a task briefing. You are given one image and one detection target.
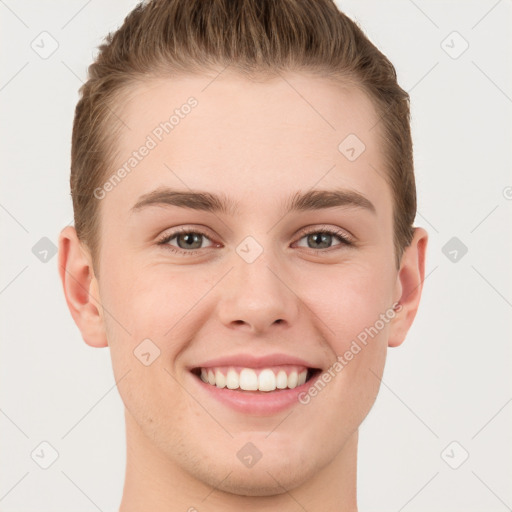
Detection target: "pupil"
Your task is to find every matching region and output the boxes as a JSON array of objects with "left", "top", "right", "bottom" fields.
[{"left": 308, "top": 233, "right": 331, "bottom": 249}]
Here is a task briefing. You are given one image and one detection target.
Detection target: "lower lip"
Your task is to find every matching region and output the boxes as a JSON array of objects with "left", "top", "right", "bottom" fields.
[{"left": 190, "top": 371, "right": 321, "bottom": 415}]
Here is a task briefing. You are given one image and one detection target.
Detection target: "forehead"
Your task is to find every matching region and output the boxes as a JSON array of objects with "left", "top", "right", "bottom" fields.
[{"left": 105, "top": 71, "right": 391, "bottom": 218}]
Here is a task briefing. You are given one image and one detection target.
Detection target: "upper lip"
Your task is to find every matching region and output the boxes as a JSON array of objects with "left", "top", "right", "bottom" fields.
[{"left": 189, "top": 353, "right": 321, "bottom": 370}]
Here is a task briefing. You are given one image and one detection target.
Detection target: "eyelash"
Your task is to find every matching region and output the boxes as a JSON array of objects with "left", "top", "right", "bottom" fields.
[{"left": 156, "top": 226, "right": 353, "bottom": 256}]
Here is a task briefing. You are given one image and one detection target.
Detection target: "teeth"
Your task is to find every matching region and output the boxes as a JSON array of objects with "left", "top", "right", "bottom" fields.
[
  {"left": 198, "top": 366, "right": 309, "bottom": 392},
  {"left": 276, "top": 370, "right": 288, "bottom": 389},
  {"left": 258, "top": 369, "right": 276, "bottom": 392},
  {"left": 288, "top": 371, "right": 298, "bottom": 389},
  {"left": 215, "top": 369, "right": 226, "bottom": 388},
  {"left": 239, "top": 368, "right": 259, "bottom": 390},
  {"left": 226, "top": 368, "right": 239, "bottom": 389}
]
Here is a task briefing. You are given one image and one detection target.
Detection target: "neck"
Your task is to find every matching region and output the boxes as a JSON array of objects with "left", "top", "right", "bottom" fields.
[{"left": 119, "top": 408, "right": 358, "bottom": 512}]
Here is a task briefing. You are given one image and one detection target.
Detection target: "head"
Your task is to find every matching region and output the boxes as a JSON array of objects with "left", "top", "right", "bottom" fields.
[{"left": 59, "top": 0, "right": 427, "bottom": 498}]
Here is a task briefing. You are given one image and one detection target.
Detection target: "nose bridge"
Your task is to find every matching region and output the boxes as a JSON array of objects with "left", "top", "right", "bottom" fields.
[{"left": 215, "top": 236, "right": 299, "bottom": 332}]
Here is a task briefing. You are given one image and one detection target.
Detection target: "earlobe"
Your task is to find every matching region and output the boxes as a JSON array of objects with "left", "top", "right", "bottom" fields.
[
  {"left": 58, "top": 226, "right": 108, "bottom": 348},
  {"left": 388, "top": 227, "right": 428, "bottom": 348}
]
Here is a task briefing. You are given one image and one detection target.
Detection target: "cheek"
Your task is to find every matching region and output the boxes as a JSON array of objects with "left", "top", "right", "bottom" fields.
[
  {"left": 300, "top": 260, "right": 393, "bottom": 406},
  {"left": 300, "top": 260, "right": 396, "bottom": 344},
  {"left": 99, "top": 257, "right": 208, "bottom": 337}
]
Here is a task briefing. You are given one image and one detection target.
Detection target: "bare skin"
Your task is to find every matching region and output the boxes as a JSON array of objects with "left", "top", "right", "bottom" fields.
[{"left": 59, "top": 70, "right": 427, "bottom": 512}]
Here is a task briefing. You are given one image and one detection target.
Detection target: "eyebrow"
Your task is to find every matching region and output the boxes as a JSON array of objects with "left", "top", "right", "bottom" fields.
[{"left": 130, "top": 186, "right": 376, "bottom": 216}]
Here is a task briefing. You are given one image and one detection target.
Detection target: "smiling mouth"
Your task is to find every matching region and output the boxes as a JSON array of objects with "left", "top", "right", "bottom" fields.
[{"left": 190, "top": 366, "right": 322, "bottom": 393}]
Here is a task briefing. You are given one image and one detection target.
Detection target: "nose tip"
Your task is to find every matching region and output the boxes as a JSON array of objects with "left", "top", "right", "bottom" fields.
[{"left": 216, "top": 258, "right": 299, "bottom": 333}]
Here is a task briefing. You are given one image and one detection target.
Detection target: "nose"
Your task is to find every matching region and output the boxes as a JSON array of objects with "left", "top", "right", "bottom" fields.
[{"left": 215, "top": 246, "right": 300, "bottom": 334}]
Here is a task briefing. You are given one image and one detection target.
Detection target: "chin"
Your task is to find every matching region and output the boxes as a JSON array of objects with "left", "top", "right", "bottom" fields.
[{"left": 203, "top": 466, "right": 306, "bottom": 497}]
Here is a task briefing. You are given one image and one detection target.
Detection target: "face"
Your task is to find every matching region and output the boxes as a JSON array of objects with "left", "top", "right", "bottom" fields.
[{"left": 65, "top": 71, "right": 421, "bottom": 495}]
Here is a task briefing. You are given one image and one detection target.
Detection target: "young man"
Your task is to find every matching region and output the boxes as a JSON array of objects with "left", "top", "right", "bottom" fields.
[{"left": 58, "top": 1, "right": 427, "bottom": 510}]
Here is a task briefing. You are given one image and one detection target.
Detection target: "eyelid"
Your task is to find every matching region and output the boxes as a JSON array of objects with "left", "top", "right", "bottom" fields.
[
  {"left": 294, "top": 224, "right": 354, "bottom": 244},
  {"left": 156, "top": 225, "right": 216, "bottom": 243}
]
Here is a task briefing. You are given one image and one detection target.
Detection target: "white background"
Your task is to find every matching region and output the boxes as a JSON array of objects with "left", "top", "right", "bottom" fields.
[{"left": 1, "top": 1, "right": 511, "bottom": 511}]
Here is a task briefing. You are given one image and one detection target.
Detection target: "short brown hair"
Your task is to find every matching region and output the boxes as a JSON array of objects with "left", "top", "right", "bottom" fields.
[{"left": 70, "top": 0, "right": 416, "bottom": 273}]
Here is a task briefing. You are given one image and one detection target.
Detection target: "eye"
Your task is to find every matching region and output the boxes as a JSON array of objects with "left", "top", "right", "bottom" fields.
[
  {"left": 156, "top": 227, "right": 217, "bottom": 255},
  {"left": 294, "top": 226, "right": 353, "bottom": 252},
  {"left": 156, "top": 225, "right": 353, "bottom": 257}
]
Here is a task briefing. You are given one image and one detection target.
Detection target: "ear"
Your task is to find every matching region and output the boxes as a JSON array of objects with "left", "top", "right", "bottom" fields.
[
  {"left": 58, "top": 226, "right": 108, "bottom": 348},
  {"left": 388, "top": 227, "right": 428, "bottom": 348}
]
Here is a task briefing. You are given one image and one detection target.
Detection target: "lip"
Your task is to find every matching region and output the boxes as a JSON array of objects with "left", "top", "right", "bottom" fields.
[
  {"left": 188, "top": 353, "right": 320, "bottom": 371},
  {"left": 188, "top": 368, "right": 322, "bottom": 416}
]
